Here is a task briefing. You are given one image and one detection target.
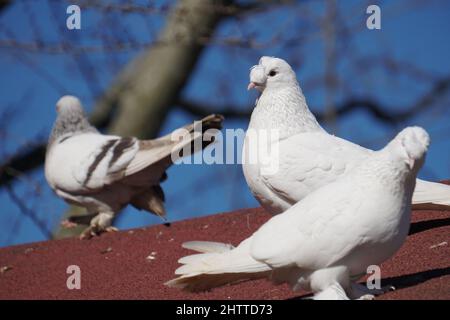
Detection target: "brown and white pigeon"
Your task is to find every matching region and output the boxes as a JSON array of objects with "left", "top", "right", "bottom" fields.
[{"left": 45, "top": 95, "right": 223, "bottom": 238}]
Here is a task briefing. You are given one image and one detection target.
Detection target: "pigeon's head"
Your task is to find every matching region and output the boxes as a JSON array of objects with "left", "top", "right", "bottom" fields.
[
  {"left": 390, "top": 126, "right": 430, "bottom": 171},
  {"left": 248, "top": 56, "right": 297, "bottom": 92},
  {"left": 49, "top": 95, "right": 96, "bottom": 144},
  {"left": 56, "top": 95, "right": 84, "bottom": 115}
]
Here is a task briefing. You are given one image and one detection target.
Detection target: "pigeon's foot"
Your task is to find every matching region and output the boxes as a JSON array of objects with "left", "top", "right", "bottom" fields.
[
  {"left": 313, "top": 283, "right": 350, "bottom": 300},
  {"left": 79, "top": 226, "right": 97, "bottom": 239},
  {"left": 357, "top": 294, "right": 375, "bottom": 300},
  {"left": 348, "top": 283, "right": 395, "bottom": 300},
  {"left": 61, "top": 219, "right": 78, "bottom": 229},
  {"left": 79, "top": 212, "right": 116, "bottom": 239},
  {"left": 79, "top": 225, "right": 118, "bottom": 239}
]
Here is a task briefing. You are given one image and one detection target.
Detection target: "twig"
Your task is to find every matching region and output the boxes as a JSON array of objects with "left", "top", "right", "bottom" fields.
[
  {"left": 5, "top": 185, "right": 52, "bottom": 239},
  {"left": 177, "top": 76, "right": 450, "bottom": 123}
]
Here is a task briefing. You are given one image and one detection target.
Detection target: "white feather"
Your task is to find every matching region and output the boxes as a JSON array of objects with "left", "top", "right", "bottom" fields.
[
  {"left": 413, "top": 179, "right": 450, "bottom": 208},
  {"left": 182, "top": 241, "right": 235, "bottom": 253}
]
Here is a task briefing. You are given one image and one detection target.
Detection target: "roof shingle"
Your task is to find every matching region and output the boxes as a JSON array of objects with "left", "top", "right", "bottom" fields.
[{"left": 0, "top": 205, "right": 448, "bottom": 300}]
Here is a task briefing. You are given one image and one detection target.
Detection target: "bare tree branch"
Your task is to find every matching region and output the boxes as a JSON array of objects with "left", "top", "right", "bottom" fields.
[
  {"left": 0, "top": 144, "right": 46, "bottom": 186},
  {"left": 0, "top": 0, "right": 11, "bottom": 12},
  {"left": 2, "top": 75, "right": 449, "bottom": 190},
  {"left": 178, "top": 76, "right": 450, "bottom": 123},
  {"left": 5, "top": 185, "right": 52, "bottom": 239},
  {"left": 76, "top": 0, "right": 293, "bottom": 17}
]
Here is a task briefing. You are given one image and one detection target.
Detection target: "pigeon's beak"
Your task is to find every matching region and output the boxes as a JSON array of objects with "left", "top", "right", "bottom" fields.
[
  {"left": 399, "top": 137, "right": 417, "bottom": 170},
  {"left": 406, "top": 150, "right": 420, "bottom": 170},
  {"left": 405, "top": 159, "right": 415, "bottom": 170},
  {"left": 247, "top": 82, "right": 264, "bottom": 90},
  {"left": 406, "top": 158, "right": 415, "bottom": 170},
  {"left": 247, "top": 82, "right": 257, "bottom": 90},
  {"left": 403, "top": 145, "right": 416, "bottom": 170}
]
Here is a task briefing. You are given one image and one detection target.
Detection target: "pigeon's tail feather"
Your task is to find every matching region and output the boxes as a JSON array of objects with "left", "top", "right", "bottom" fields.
[
  {"left": 183, "top": 114, "right": 224, "bottom": 135},
  {"left": 130, "top": 185, "right": 166, "bottom": 218},
  {"left": 123, "top": 114, "right": 223, "bottom": 179},
  {"left": 182, "top": 241, "right": 235, "bottom": 253},
  {"left": 165, "top": 239, "right": 271, "bottom": 292},
  {"left": 412, "top": 179, "right": 450, "bottom": 211},
  {"left": 195, "top": 114, "right": 224, "bottom": 132},
  {"left": 173, "top": 114, "right": 224, "bottom": 158}
]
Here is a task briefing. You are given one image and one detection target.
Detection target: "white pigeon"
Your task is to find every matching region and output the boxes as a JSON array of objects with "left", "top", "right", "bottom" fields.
[
  {"left": 166, "top": 126, "right": 430, "bottom": 300},
  {"left": 243, "top": 56, "right": 450, "bottom": 214},
  {"left": 45, "top": 95, "right": 223, "bottom": 238}
]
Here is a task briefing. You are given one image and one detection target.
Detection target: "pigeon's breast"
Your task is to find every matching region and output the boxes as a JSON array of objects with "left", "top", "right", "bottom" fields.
[{"left": 242, "top": 133, "right": 290, "bottom": 214}]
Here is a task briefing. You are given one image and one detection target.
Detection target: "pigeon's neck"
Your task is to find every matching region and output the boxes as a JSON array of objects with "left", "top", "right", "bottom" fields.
[
  {"left": 48, "top": 112, "right": 98, "bottom": 149},
  {"left": 248, "top": 84, "right": 323, "bottom": 140}
]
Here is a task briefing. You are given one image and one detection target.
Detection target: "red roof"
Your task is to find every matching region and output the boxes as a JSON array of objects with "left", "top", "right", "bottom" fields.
[{"left": 0, "top": 203, "right": 449, "bottom": 299}]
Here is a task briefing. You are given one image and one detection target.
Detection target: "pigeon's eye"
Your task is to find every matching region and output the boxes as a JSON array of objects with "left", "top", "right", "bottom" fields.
[{"left": 268, "top": 70, "right": 277, "bottom": 77}]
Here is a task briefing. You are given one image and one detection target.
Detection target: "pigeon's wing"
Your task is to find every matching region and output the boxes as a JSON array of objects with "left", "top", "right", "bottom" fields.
[
  {"left": 250, "top": 179, "right": 367, "bottom": 269},
  {"left": 68, "top": 134, "right": 140, "bottom": 190},
  {"left": 120, "top": 114, "right": 223, "bottom": 186},
  {"left": 116, "top": 138, "right": 183, "bottom": 187},
  {"left": 46, "top": 133, "right": 139, "bottom": 192},
  {"left": 260, "top": 132, "right": 371, "bottom": 205},
  {"left": 122, "top": 138, "right": 182, "bottom": 178},
  {"left": 69, "top": 134, "right": 197, "bottom": 190},
  {"left": 51, "top": 114, "right": 222, "bottom": 191}
]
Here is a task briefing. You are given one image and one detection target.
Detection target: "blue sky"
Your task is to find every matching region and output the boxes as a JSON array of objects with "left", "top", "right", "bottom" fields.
[{"left": 0, "top": 0, "right": 449, "bottom": 246}]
